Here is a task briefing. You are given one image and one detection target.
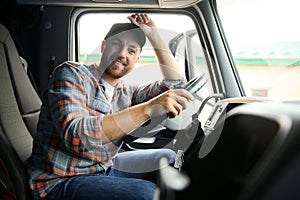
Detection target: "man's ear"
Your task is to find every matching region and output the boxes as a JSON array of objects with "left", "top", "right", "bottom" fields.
[
  {"left": 135, "top": 54, "right": 140, "bottom": 63},
  {"left": 136, "top": 49, "right": 142, "bottom": 61},
  {"left": 101, "top": 41, "right": 105, "bottom": 53}
]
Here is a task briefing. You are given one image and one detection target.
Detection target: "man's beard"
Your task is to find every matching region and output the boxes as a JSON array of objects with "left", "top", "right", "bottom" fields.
[{"left": 104, "top": 64, "right": 128, "bottom": 79}]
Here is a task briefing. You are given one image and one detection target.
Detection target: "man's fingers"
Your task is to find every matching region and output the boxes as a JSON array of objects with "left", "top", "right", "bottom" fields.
[
  {"left": 173, "top": 89, "right": 195, "bottom": 102},
  {"left": 128, "top": 13, "right": 150, "bottom": 25},
  {"left": 164, "top": 90, "right": 190, "bottom": 118},
  {"left": 175, "top": 95, "right": 189, "bottom": 110},
  {"left": 127, "top": 16, "right": 137, "bottom": 25},
  {"left": 149, "top": 89, "right": 194, "bottom": 118},
  {"left": 167, "top": 89, "right": 194, "bottom": 117},
  {"left": 139, "top": 13, "right": 150, "bottom": 23}
]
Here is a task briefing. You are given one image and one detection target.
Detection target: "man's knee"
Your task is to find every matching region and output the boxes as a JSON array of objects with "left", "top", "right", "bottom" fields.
[{"left": 156, "top": 148, "right": 176, "bottom": 165}]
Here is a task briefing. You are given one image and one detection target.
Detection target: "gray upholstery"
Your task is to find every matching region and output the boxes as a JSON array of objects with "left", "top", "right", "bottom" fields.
[
  {"left": 0, "top": 41, "right": 32, "bottom": 162},
  {"left": 0, "top": 23, "right": 42, "bottom": 137},
  {"left": 0, "top": 23, "right": 41, "bottom": 199}
]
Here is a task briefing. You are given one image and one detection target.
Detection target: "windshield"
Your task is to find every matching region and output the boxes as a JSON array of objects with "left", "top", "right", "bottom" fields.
[{"left": 216, "top": 0, "right": 300, "bottom": 100}]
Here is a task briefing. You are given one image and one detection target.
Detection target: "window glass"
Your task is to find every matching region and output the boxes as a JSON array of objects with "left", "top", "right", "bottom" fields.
[
  {"left": 77, "top": 13, "right": 195, "bottom": 83},
  {"left": 217, "top": 0, "right": 300, "bottom": 100},
  {"left": 77, "top": 13, "right": 206, "bottom": 82},
  {"left": 75, "top": 12, "right": 214, "bottom": 123}
]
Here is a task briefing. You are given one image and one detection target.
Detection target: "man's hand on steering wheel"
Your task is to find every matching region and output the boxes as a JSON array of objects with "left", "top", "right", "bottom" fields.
[{"left": 147, "top": 89, "right": 195, "bottom": 119}]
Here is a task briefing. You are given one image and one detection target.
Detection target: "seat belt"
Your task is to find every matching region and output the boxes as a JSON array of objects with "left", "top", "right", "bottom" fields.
[
  {"left": 0, "top": 159, "right": 13, "bottom": 198},
  {"left": 48, "top": 55, "right": 56, "bottom": 79},
  {"left": 20, "top": 56, "right": 41, "bottom": 99}
]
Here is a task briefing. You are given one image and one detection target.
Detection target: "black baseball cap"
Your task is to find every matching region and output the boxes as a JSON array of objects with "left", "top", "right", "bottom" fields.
[{"left": 104, "top": 23, "right": 146, "bottom": 48}]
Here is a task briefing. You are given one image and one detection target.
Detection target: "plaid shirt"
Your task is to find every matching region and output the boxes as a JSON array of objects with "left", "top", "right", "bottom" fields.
[{"left": 25, "top": 61, "right": 185, "bottom": 199}]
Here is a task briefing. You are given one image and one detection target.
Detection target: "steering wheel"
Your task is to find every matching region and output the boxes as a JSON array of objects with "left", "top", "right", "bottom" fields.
[
  {"left": 185, "top": 73, "right": 207, "bottom": 96},
  {"left": 123, "top": 74, "right": 207, "bottom": 143},
  {"left": 164, "top": 74, "right": 207, "bottom": 129}
]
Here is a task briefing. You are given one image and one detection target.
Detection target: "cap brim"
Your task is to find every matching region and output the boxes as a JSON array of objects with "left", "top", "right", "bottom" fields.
[{"left": 104, "top": 23, "right": 146, "bottom": 48}]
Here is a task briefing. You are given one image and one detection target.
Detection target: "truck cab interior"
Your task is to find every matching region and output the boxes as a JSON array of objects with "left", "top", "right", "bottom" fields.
[{"left": 1, "top": 0, "right": 300, "bottom": 199}]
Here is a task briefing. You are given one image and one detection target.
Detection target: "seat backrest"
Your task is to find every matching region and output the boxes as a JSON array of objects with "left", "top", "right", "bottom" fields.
[
  {"left": 0, "top": 23, "right": 42, "bottom": 199},
  {"left": 0, "top": 23, "right": 42, "bottom": 137}
]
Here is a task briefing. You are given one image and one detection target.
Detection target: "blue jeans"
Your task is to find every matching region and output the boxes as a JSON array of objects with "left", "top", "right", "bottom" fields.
[
  {"left": 108, "top": 148, "right": 176, "bottom": 182},
  {"left": 43, "top": 149, "right": 176, "bottom": 200}
]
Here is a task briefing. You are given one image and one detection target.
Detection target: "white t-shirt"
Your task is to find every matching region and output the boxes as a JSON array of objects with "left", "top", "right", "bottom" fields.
[{"left": 101, "top": 78, "right": 115, "bottom": 103}]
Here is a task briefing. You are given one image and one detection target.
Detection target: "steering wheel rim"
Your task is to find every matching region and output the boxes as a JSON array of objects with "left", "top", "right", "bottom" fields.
[
  {"left": 123, "top": 74, "right": 208, "bottom": 143},
  {"left": 163, "top": 74, "right": 207, "bottom": 130},
  {"left": 185, "top": 74, "right": 207, "bottom": 95}
]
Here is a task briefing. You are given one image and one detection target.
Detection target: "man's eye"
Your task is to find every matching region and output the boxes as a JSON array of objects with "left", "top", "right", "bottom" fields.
[{"left": 129, "top": 49, "right": 136, "bottom": 54}]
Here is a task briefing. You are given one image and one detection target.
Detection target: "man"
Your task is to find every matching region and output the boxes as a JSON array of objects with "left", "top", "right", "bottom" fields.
[{"left": 26, "top": 13, "right": 194, "bottom": 200}]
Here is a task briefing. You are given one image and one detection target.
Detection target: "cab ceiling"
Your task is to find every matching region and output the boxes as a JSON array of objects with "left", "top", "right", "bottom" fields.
[{"left": 16, "top": 0, "right": 201, "bottom": 8}]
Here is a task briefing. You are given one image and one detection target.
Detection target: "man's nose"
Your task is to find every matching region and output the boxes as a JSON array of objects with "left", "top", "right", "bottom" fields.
[{"left": 117, "top": 46, "right": 127, "bottom": 58}]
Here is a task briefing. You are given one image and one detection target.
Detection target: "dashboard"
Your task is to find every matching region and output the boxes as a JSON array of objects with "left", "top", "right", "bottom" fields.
[{"left": 176, "top": 99, "right": 300, "bottom": 199}]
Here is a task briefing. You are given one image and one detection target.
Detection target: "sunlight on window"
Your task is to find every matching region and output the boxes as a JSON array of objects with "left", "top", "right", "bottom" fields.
[
  {"left": 217, "top": 0, "right": 300, "bottom": 100},
  {"left": 77, "top": 13, "right": 197, "bottom": 85}
]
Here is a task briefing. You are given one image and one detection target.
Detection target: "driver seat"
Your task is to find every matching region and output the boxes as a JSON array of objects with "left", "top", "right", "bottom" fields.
[{"left": 0, "top": 23, "right": 41, "bottom": 199}]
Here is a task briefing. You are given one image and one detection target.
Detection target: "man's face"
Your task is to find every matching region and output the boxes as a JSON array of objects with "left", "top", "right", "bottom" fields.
[{"left": 101, "top": 32, "right": 141, "bottom": 79}]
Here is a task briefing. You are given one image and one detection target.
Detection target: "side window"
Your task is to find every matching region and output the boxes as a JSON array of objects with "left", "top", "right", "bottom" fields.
[
  {"left": 217, "top": 0, "right": 300, "bottom": 99},
  {"left": 72, "top": 11, "right": 214, "bottom": 122}
]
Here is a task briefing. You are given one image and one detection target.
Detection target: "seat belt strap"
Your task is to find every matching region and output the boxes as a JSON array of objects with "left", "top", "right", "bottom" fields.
[{"left": 0, "top": 159, "right": 13, "bottom": 198}]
